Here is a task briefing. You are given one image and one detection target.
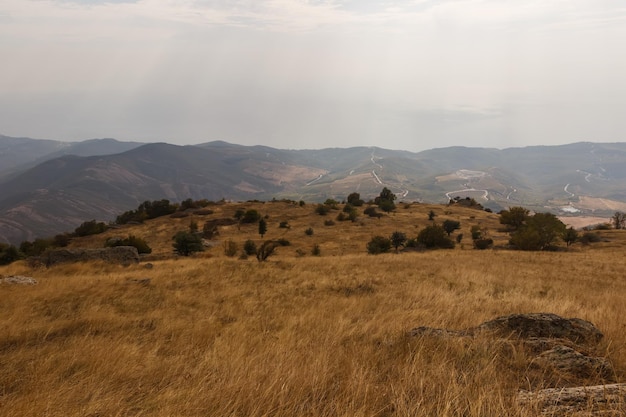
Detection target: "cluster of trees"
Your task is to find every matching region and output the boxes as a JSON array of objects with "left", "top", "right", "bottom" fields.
[
  {"left": 366, "top": 223, "right": 459, "bottom": 255},
  {"left": 500, "top": 207, "right": 572, "bottom": 251}
]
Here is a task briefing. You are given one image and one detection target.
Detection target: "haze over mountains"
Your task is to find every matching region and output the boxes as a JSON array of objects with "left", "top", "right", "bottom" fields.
[{"left": 1, "top": 134, "right": 626, "bottom": 245}]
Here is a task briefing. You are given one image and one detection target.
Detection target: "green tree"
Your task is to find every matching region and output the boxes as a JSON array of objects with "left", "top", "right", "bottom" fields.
[
  {"left": 499, "top": 207, "right": 529, "bottom": 231},
  {"left": 509, "top": 212, "right": 566, "bottom": 251},
  {"left": 390, "top": 231, "right": 407, "bottom": 252},
  {"left": 562, "top": 227, "right": 579, "bottom": 247},
  {"left": 375, "top": 187, "right": 396, "bottom": 212},
  {"left": 346, "top": 192, "right": 364, "bottom": 207},
  {"left": 173, "top": 231, "right": 204, "bottom": 256},
  {"left": 612, "top": 211, "right": 626, "bottom": 229},
  {"left": 366, "top": 235, "right": 392, "bottom": 254},
  {"left": 417, "top": 224, "right": 455, "bottom": 249},
  {"left": 258, "top": 218, "right": 267, "bottom": 237},
  {"left": 442, "top": 219, "right": 461, "bottom": 236}
]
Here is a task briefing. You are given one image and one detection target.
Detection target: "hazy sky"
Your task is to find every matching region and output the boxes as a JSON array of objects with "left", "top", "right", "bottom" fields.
[{"left": 1, "top": 1, "right": 625, "bottom": 151}]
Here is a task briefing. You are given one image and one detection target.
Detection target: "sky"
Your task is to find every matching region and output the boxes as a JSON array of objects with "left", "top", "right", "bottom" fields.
[{"left": 1, "top": 0, "right": 625, "bottom": 152}]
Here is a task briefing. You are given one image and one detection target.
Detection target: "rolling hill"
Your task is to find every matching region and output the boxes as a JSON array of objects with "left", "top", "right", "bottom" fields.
[{"left": 1, "top": 135, "right": 626, "bottom": 244}]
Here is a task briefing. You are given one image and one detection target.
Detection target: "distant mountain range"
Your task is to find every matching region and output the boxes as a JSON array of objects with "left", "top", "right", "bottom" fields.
[{"left": 1, "top": 134, "right": 626, "bottom": 244}]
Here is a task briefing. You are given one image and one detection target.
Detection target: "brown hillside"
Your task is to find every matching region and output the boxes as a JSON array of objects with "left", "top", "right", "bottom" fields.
[{"left": 1, "top": 201, "right": 625, "bottom": 416}]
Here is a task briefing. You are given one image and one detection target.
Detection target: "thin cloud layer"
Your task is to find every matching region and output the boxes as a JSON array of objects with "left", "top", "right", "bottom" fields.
[{"left": 1, "top": 0, "right": 625, "bottom": 150}]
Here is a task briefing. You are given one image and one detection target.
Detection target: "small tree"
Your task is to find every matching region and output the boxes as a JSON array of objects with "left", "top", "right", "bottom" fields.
[
  {"left": 442, "top": 220, "right": 461, "bottom": 236},
  {"left": 428, "top": 210, "right": 436, "bottom": 221},
  {"left": 612, "top": 211, "right": 626, "bottom": 230},
  {"left": 347, "top": 192, "right": 364, "bottom": 207},
  {"left": 311, "top": 244, "right": 321, "bottom": 256},
  {"left": 375, "top": 187, "right": 396, "bottom": 212},
  {"left": 305, "top": 227, "right": 314, "bottom": 236},
  {"left": 258, "top": 218, "right": 267, "bottom": 237},
  {"left": 390, "top": 231, "right": 407, "bottom": 252},
  {"left": 173, "top": 231, "right": 204, "bottom": 256},
  {"left": 562, "top": 227, "right": 579, "bottom": 247}
]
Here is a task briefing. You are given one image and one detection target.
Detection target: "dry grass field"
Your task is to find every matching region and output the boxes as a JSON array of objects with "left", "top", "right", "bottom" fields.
[{"left": 1, "top": 201, "right": 625, "bottom": 416}]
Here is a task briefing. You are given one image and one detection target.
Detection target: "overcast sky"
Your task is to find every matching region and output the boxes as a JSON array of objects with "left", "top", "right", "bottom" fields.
[{"left": 1, "top": 1, "right": 625, "bottom": 151}]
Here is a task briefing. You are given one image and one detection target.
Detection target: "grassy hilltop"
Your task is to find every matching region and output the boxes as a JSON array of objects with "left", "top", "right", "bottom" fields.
[{"left": 1, "top": 200, "right": 625, "bottom": 416}]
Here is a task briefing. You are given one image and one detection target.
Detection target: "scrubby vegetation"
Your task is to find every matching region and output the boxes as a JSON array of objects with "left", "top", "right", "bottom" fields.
[{"left": 1, "top": 194, "right": 626, "bottom": 416}]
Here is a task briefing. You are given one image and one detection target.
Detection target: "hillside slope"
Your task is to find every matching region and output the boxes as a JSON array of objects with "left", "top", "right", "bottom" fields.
[{"left": 1, "top": 139, "right": 626, "bottom": 244}]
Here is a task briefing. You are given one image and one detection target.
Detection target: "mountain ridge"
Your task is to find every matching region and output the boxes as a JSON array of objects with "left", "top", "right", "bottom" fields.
[{"left": 1, "top": 135, "right": 625, "bottom": 244}]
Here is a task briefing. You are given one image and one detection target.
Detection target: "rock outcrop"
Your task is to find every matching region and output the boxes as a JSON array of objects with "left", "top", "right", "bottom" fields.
[
  {"left": 1, "top": 275, "right": 37, "bottom": 285},
  {"left": 410, "top": 313, "right": 620, "bottom": 415}
]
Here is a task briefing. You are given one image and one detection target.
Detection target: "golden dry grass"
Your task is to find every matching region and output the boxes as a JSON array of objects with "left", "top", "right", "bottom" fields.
[{"left": 1, "top": 202, "right": 625, "bottom": 416}]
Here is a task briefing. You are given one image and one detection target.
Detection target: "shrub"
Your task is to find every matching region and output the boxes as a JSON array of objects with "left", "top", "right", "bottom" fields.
[
  {"left": 417, "top": 224, "right": 455, "bottom": 249},
  {"left": 324, "top": 220, "right": 335, "bottom": 226},
  {"left": 241, "top": 209, "right": 261, "bottom": 224},
  {"left": 116, "top": 199, "right": 177, "bottom": 224},
  {"left": 580, "top": 232, "right": 602, "bottom": 245},
  {"left": 324, "top": 199, "right": 339, "bottom": 209},
  {"left": 243, "top": 240, "right": 257, "bottom": 255},
  {"left": 173, "top": 231, "right": 204, "bottom": 256},
  {"left": 106, "top": 235, "right": 152, "bottom": 254},
  {"left": 364, "top": 206, "right": 382, "bottom": 218},
  {"left": 19, "top": 238, "right": 53, "bottom": 257},
  {"left": 276, "top": 238, "right": 291, "bottom": 246},
  {"left": 311, "top": 244, "right": 321, "bottom": 256},
  {"left": 367, "top": 236, "right": 392, "bottom": 254},
  {"left": 279, "top": 221, "right": 290, "bottom": 229},
  {"left": 470, "top": 225, "right": 483, "bottom": 240},
  {"left": 223, "top": 240, "right": 238, "bottom": 257},
  {"left": 305, "top": 227, "right": 314, "bottom": 236},
  {"left": 256, "top": 240, "right": 278, "bottom": 262},
  {"left": 346, "top": 192, "right": 364, "bottom": 207},
  {"left": 74, "top": 219, "right": 108, "bottom": 237},
  {"left": 509, "top": 212, "right": 565, "bottom": 251},
  {"left": 259, "top": 218, "right": 267, "bottom": 237},
  {"left": 473, "top": 238, "right": 493, "bottom": 250},
  {"left": 315, "top": 204, "right": 330, "bottom": 215}
]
